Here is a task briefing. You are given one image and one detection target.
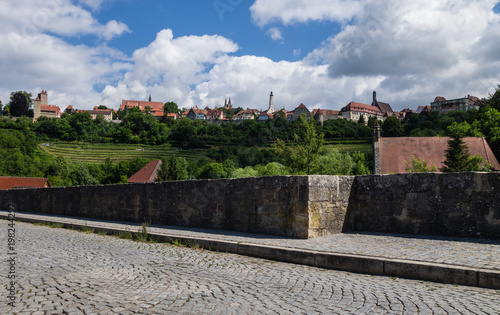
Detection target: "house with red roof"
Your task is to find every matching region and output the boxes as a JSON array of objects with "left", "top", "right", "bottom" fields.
[
  {"left": 33, "top": 90, "right": 61, "bottom": 120},
  {"left": 128, "top": 160, "right": 163, "bottom": 183},
  {"left": 0, "top": 177, "right": 50, "bottom": 190},
  {"left": 340, "top": 102, "right": 383, "bottom": 122}
]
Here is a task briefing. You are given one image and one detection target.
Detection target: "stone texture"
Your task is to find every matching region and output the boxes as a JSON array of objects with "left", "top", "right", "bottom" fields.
[
  {"left": 1, "top": 173, "right": 499, "bottom": 240},
  {"left": 345, "top": 172, "right": 500, "bottom": 239}
]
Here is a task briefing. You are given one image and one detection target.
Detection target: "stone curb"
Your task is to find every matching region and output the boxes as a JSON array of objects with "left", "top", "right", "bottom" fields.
[{"left": 3, "top": 213, "right": 499, "bottom": 290}]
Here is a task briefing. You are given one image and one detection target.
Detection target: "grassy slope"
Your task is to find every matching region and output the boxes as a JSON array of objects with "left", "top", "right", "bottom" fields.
[
  {"left": 38, "top": 143, "right": 205, "bottom": 164},
  {"left": 39, "top": 142, "right": 373, "bottom": 165}
]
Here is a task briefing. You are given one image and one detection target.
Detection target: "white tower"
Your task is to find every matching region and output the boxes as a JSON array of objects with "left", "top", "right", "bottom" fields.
[{"left": 267, "top": 91, "right": 275, "bottom": 114}]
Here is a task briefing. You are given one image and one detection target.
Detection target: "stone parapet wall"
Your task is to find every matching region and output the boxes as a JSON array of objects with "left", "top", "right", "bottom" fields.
[
  {"left": 0, "top": 173, "right": 499, "bottom": 239},
  {"left": 345, "top": 173, "right": 500, "bottom": 239},
  {"left": 0, "top": 176, "right": 352, "bottom": 239}
]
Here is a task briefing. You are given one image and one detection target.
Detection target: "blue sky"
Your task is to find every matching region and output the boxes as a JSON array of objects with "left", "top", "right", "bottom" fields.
[{"left": 1, "top": 0, "right": 500, "bottom": 112}]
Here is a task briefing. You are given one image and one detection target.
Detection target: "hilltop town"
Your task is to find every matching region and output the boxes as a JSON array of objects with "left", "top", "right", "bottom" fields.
[{"left": 30, "top": 89, "right": 485, "bottom": 124}]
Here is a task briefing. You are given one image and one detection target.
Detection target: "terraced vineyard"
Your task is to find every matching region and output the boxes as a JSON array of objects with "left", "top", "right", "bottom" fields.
[
  {"left": 38, "top": 143, "right": 205, "bottom": 164},
  {"left": 324, "top": 143, "right": 372, "bottom": 154}
]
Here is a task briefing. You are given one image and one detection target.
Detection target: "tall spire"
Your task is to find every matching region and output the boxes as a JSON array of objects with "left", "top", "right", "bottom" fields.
[
  {"left": 267, "top": 91, "right": 275, "bottom": 114},
  {"left": 149, "top": 94, "right": 152, "bottom": 102},
  {"left": 373, "top": 91, "right": 377, "bottom": 103}
]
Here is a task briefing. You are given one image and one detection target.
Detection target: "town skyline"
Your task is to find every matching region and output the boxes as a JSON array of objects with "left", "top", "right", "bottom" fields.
[{"left": 1, "top": 1, "right": 500, "bottom": 111}]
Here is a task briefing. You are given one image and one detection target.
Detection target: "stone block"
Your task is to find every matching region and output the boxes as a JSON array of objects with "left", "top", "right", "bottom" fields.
[
  {"left": 384, "top": 260, "right": 477, "bottom": 287},
  {"left": 478, "top": 269, "right": 500, "bottom": 289},
  {"left": 315, "top": 253, "right": 384, "bottom": 275}
]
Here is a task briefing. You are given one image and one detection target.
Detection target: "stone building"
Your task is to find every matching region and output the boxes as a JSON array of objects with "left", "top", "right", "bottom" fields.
[
  {"left": 340, "top": 102, "right": 383, "bottom": 122},
  {"left": 33, "top": 90, "right": 61, "bottom": 120},
  {"left": 430, "top": 95, "right": 482, "bottom": 115},
  {"left": 292, "top": 103, "right": 311, "bottom": 120}
]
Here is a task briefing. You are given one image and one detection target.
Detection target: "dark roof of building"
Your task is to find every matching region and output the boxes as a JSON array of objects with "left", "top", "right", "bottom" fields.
[
  {"left": 373, "top": 100, "right": 393, "bottom": 115},
  {"left": 379, "top": 137, "right": 500, "bottom": 174},
  {"left": 128, "top": 160, "right": 162, "bottom": 183},
  {"left": 0, "top": 177, "right": 50, "bottom": 190}
]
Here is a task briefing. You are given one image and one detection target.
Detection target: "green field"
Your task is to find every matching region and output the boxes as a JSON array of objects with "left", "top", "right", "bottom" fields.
[
  {"left": 39, "top": 142, "right": 373, "bottom": 165},
  {"left": 39, "top": 143, "right": 205, "bottom": 164}
]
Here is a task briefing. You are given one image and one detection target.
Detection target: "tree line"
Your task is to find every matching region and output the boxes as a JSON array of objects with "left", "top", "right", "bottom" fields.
[{"left": 0, "top": 84, "right": 499, "bottom": 185}]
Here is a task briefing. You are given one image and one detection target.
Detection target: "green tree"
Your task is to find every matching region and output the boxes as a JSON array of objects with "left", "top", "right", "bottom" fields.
[
  {"left": 9, "top": 91, "right": 32, "bottom": 117},
  {"left": 0, "top": 100, "right": 3, "bottom": 114},
  {"left": 367, "top": 116, "right": 379, "bottom": 129},
  {"left": 358, "top": 114, "right": 366, "bottom": 125},
  {"left": 198, "top": 162, "right": 228, "bottom": 179},
  {"left": 382, "top": 116, "right": 404, "bottom": 137},
  {"left": 156, "top": 157, "right": 188, "bottom": 181},
  {"left": 71, "top": 164, "right": 99, "bottom": 186},
  {"left": 164, "top": 101, "right": 179, "bottom": 114},
  {"left": 231, "top": 166, "right": 259, "bottom": 178},
  {"left": 97, "top": 105, "right": 108, "bottom": 109},
  {"left": 485, "top": 84, "right": 500, "bottom": 111},
  {"left": 406, "top": 155, "right": 437, "bottom": 173},
  {"left": 440, "top": 135, "right": 486, "bottom": 172},
  {"left": 2, "top": 105, "right": 10, "bottom": 116},
  {"left": 275, "top": 115, "right": 324, "bottom": 174}
]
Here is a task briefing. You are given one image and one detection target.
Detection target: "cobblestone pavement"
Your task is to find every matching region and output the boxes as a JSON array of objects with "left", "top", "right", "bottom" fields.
[
  {"left": 5, "top": 211, "right": 499, "bottom": 272},
  {"left": 2, "top": 222, "right": 500, "bottom": 314}
]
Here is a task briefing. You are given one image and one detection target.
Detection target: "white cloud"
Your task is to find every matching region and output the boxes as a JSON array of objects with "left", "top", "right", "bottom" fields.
[
  {"left": 250, "top": 0, "right": 363, "bottom": 26},
  {"left": 0, "top": 0, "right": 131, "bottom": 109},
  {"left": 99, "top": 29, "right": 385, "bottom": 112},
  {"left": 0, "top": 0, "right": 129, "bottom": 40},
  {"left": 77, "top": 0, "right": 108, "bottom": 11},
  {"left": 266, "top": 27, "right": 283, "bottom": 41},
  {"left": 301, "top": 0, "right": 500, "bottom": 108},
  {"left": 100, "top": 29, "right": 240, "bottom": 107}
]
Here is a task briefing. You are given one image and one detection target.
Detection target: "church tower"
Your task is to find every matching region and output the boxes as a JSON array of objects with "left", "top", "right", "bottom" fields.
[
  {"left": 33, "top": 90, "right": 48, "bottom": 120},
  {"left": 267, "top": 91, "right": 275, "bottom": 114}
]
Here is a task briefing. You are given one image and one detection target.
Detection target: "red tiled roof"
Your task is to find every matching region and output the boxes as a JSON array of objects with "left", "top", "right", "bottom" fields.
[
  {"left": 434, "top": 96, "right": 447, "bottom": 102},
  {"left": 342, "top": 102, "right": 382, "bottom": 114},
  {"left": 120, "top": 100, "right": 164, "bottom": 111},
  {"left": 0, "top": 177, "right": 50, "bottom": 190},
  {"left": 312, "top": 109, "right": 340, "bottom": 117},
  {"left": 379, "top": 137, "right": 500, "bottom": 174},
  {"left": 128, "top": 160, "right": 162, "bottom": 183},
  {"left": 41, "top": 104, "right": 60, "bottom": 114},
  {"left": 374, "top": 101, "right": 393, "bottom": 114}
]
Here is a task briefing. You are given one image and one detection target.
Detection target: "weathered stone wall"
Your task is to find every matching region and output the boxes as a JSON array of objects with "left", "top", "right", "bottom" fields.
[
  {"left": 0, "top": 176, "right": 353, "bottom": 239},
  {"left": 308, "top": 176, "right": 355, "bottom": 238},
  {"left": 345, "top": 173, "right": 500, "bottom": 239},
  {"left": 0, "top": 173, "right": 498, "bottom": 239}
]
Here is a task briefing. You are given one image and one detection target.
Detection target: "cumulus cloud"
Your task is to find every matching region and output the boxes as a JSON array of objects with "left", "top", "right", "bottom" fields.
[
  {"left": 267, "top": 27, "right": 284, "bottom": 41},
  {"left": 100, "top": 29, "right": 240, "bottom": 107},
  {"left": 0, "top": 0, "right": 131, "bottom": 109},
  {"left": 99, "top": 28, "right": 385, "bottom": 111},
  {"left": 301, "top": 0, "right": 500, "bottom": 107},
  {"left": 250, "top": 0, "right": 363, "bottom": 26},
  {"left": 0, "top": 0, "right": 129, "bottom": 40}
]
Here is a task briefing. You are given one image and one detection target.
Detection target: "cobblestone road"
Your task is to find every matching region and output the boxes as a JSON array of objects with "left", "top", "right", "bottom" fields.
[{"left": 2, "top": 222, "right": 500, "bottom": 314}]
